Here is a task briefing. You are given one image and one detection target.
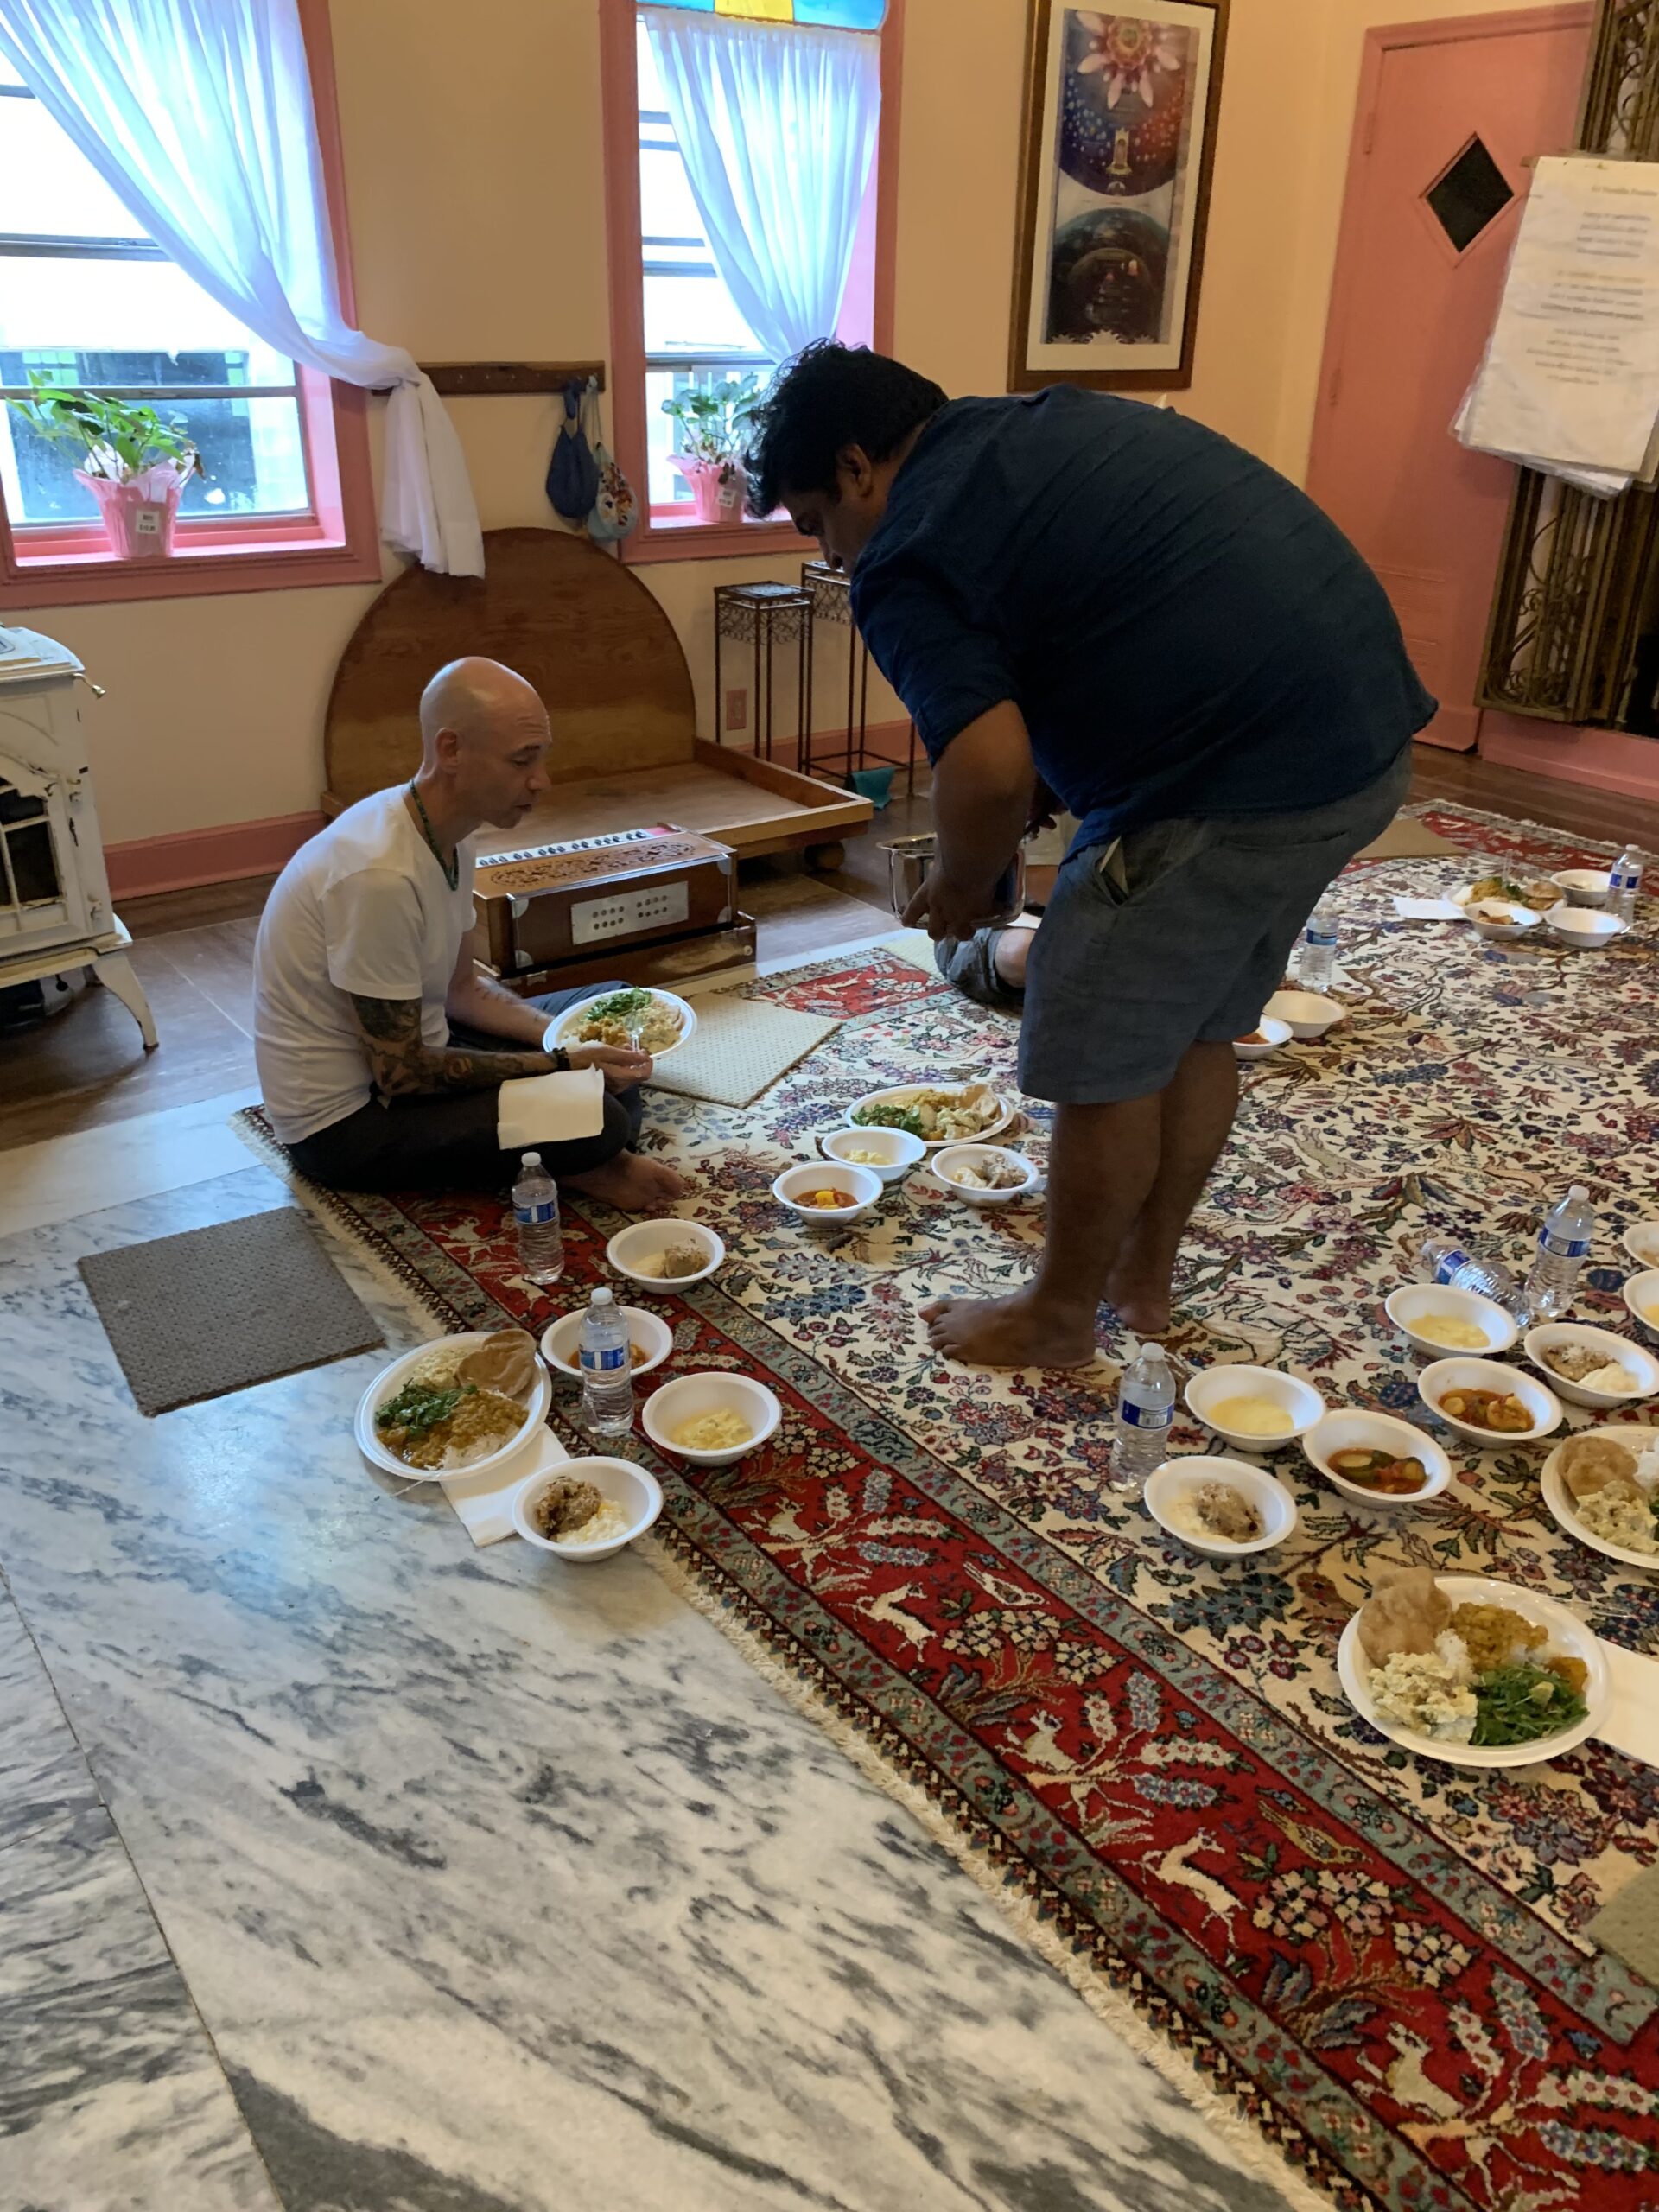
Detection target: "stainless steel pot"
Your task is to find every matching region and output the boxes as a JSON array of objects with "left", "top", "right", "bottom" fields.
[{"left": 883, "top": 834, "right": 1026, "bottom": 925}]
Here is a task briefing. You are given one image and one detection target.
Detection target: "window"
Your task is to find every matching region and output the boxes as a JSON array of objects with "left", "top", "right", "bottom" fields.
[
  {"left": 602, "top": 0, "right": 899, "bottom": 562},
  {"left": 0, "top": 14, "right": 376, "bottom": 608}
]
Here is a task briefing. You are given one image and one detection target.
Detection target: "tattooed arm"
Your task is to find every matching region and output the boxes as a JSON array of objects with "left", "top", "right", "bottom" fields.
[{"left": 347, "top": 995, "right": 558, "bottom": 1097}]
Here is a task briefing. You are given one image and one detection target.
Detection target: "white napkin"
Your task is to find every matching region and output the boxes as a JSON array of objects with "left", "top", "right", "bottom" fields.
[
  {"left": 1596, "top": 1640, "right": 1659, "bottom": 1768},
  {"left": 497, "top": 1066, "right": 604, "bottom": 1152},
  {"left": 444, "top": 1427, "right": 567, "bottom": 1546},
  {"left": 1393, "top": 896, "right": 1464, "bottom": 922}
]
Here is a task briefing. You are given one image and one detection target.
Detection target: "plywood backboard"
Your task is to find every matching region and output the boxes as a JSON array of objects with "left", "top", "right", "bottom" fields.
[{"left": 323, "top": 527, "right": 697, "bottom": 810}]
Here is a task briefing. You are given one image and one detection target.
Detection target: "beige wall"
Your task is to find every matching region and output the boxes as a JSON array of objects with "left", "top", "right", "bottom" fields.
[{"left": 10, "top": 0, "right": 1447, "bottom": 849}]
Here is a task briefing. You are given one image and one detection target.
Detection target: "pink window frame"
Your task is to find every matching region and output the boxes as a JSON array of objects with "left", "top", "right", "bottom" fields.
[
  {"left": 0, "top": 0, "right": 379, "bottom": 609},
  {"left": 599, "top": 0, "right": 902, "bottom": 567}
]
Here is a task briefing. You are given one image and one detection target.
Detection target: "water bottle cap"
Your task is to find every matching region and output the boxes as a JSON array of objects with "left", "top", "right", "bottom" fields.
[
  {"left": 1567, "top": 1185, "right": 1587, "bottom": 1200},
  {"left": 522, "top": 1151, "right": 541, "bottom": 1166},
  {"left": 591, "top": 1287, "right": 613, "bottom": 1306}
]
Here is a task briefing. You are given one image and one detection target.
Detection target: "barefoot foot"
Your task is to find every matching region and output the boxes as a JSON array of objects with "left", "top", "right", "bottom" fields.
[
  {"left": 1104, "top": 1271, "right": 1172, "bottom": 1337},
  {"left": 564, "top": 1153, "right": 688, "bottom": 1212},
  {"left": 918, "top": 1288, "right": 1097, "bottom": 1369}
]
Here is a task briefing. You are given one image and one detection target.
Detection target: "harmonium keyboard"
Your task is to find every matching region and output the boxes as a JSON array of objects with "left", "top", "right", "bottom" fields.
[{"left": 473, "top": 823, "right": 744, "bottom": 986}]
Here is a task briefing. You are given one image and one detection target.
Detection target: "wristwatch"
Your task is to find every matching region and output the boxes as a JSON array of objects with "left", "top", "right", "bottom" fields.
[{"left": 541, "top": 1019, "right": 569, "bottom": 1071}]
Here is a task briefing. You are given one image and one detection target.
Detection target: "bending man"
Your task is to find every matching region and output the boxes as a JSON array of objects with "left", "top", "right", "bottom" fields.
[
  {"left": 747, "top": 346, "right": 1432, "bottom": 1367},
  {"left": 253, "top": 657, "right": 687, "bottom": 1206}
]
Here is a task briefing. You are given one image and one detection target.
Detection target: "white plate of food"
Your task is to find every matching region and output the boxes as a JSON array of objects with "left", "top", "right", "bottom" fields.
[
  {"left": 1142, "top": 1457, "right": 1298, "bottom": 1557},
  {"left": 1452, "top": 873, "right": 1563, "bottom": 917},
  {"left": 931, "top": 1143, "right": 1041, "bottom": 1205},
  {"left": 551, "top": 986, "right": 697, "bottom": 1060},
  {"left": 606, "top": 1220, "right": 724, "bottom": 1288},
  {"left": 355, "top": 1328, "right": 550, "bottom": 1484},
  {"left": 1540, "top": 1426, "right": 1659, "bottom": 1572},
  {"left": 1523, "top": 1324, "right": 1658, "bottom": 1410},
  {"left": 1183, "top": 1364, "right": 1324, "bottom": 1452},
  {"left": 512, "top": 1455, "right": 663, "bottom": 1560},
  {"left": 845, "top": 1083, "right": 1014, "bottom": 1147},
  {"left": 1385, "top": 1283, "right": 1518, "bottom": 1359},
  {"left": 540, "top": 1304, "right": 673, "bottom": 1380},
  {"left": 1418, "top": 1357, "right": 1561, "bottom": 1446},
  {"left": 1302, "top": 1409, "right": 1452, "bottom": 1509},
  {"left": 1337, "top": 1567, "right": 1606, "bottom": 1768}
]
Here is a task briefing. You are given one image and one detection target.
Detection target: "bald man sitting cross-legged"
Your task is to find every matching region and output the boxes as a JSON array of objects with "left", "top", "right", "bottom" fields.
[{"left": 253, "top": 657, "right": 688, "bottom": 1205}]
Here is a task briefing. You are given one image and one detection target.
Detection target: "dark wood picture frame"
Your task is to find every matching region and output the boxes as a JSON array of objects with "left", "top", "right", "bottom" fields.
[{"left": 1007, "top": 0, "right": 1230, "bottom": 392}]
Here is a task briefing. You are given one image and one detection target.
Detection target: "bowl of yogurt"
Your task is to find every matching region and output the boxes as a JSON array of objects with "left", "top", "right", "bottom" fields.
[
  {"left": 1183, "top": 1364, "right": 1325, "bottom": 1452},
  {"left": 1384, "top": 1284, "right": 1519, "bottom": 1359}
]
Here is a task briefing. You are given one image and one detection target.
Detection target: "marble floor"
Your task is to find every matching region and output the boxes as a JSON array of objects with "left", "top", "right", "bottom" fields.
[{"left": 0, "top": 1090, "right": 1302, "bottom": 2212}]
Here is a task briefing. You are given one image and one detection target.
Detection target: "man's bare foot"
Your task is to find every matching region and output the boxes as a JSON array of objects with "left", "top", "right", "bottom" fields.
[
  {"left": 564, "top": 1153, "right": 687, "bottom": 1212},
  {"left": 1104, "top": 1269, "right": 1171, "bottom": 1337},
  {"left": 919, "top": 1288, "right": 1097, "bottom": 1368}
]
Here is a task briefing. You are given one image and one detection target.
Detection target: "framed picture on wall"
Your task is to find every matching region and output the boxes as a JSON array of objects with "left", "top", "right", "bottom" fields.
[{"left": 1008, "top": 0, "right": 1229, "bottom": 391}]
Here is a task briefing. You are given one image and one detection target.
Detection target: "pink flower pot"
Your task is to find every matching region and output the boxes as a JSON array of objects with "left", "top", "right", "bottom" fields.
[
  {"left": 77, "top": 473, "right": 182, "bottom": 559},
  {"left": 673, "top": 457, "right": 747, "bottom": 525}
]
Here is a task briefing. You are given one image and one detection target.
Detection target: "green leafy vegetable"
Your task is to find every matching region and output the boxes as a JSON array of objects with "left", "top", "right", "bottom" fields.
[
  {"left": 853, "top": 1102, "right": 925, "bottom": 1135},
  {"left": 1471, "top": 1662, "right": 1587, "bottom": 1746},
  {"left": 582, "top": 988, "right": 653, "bottom": 1021},
  {"left": 376, "top": 1379, "right": 472, "bottom": 1436}
]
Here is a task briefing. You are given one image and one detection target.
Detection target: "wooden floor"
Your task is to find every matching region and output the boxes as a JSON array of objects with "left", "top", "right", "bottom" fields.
[{"left": 2, "top": 747, "right": 1654, "bottom": 1155}]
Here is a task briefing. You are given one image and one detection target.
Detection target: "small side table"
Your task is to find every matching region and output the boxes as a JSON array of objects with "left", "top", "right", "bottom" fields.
[
  {"left": 800, "top": 559, "right": 919, "bottom": 793},
  {"left": 712, "top": 582, "right": 813, "bottom": 764}
]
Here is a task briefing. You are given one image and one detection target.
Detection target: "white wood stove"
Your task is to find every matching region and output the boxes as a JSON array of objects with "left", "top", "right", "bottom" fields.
[{"left": 0, "top": 626, "right": 156, "bottom": 1048}]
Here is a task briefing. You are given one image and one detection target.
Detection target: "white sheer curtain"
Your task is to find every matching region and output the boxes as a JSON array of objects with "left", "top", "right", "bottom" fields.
[
  {"left": 0, "top": 0, "right": 483, "bottom": 575},
  {"left": 644, "top": 8, "right": 880, "bottom": 364}
]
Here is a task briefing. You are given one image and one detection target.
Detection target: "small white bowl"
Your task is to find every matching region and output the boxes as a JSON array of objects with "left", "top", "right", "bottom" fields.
[
  {"left": 1623, "top": 1223, "right": 1659, "bottom": 1269},
  {"left": 1523, "top": 1323, "right": 1658, "bottom": 1409},
  {"left": 1183, "top": 1364, "right": 1324, "bottom": 1451},
  {"left": 1142, "top": 1457, "right": 1298, "bottom": 1556},
  {"left": 1419, "top": 1357, "right": 1562, "bottom": 1446},
  {"left": 1553, "top": 868, "right": 1611, "bottom": 908},
  {"left": 1262, "top": 989, "right": 1343, "bottom": 1039},
  {"left": 642, "top": 1371, "right": 781, "bottom": 1465},
  {"left": 511, "top": 1455, "right": 662, "bottom": 1560},
  {"left": 1384, "top": 1284, "right": 1519, "bottom": 1359},
  {"left": 551, "top": 986, "right": 697, "bottom": 1059},
  {"left": 354, "top": 1333, "right": 551, "bottom": 1485},
  {"left": 1547, "top": 907, "right": 1626, "bottom": 950},
  {"left": 1465, "top": 901, "right": 1541, "bottom": 942},
  {"left": 821, "top": 1126, "right": 925, "bottom": 1183},
  {"left": 606, "top": 1219, "right": 724, "bottom": 1289},
  {"left": 1302, "top": 1409, "right": 1452, "bottom": 1509},
  {"left": 1623, "top": 1269, "right": 1659, "bottom": 1336},
  {"left": 1232, "top": 1016, "right": 1293, "bottom": 1061},
  {"left": 931, "top": 1143, "right": 1041, "bottom": 1206},
  {"left": 772, "top": 1160, "right": 882, "bottom": 1225},
  {"left": 540, "top": 1304, "right": 672, "bottom": 1381}
]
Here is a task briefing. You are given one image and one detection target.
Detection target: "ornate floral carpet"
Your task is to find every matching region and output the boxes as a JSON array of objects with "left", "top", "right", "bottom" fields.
[{"left": 250, "top": 802, "right": 1659, "bottom": 2212}]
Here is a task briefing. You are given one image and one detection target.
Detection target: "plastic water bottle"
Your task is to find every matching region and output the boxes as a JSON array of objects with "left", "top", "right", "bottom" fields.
[
  {"left": 1298, "top": 896, "right": 1339, "bottom": 994},
  {"left": 1112, "top": 1344, "right": 1175, "bottom": 1491},
  {"left": 1418, "top": 1234, "right": 1529, "bottom": 1324},
  {"left": 512, "top": 1152, "right": 563, "bottom": 1285},
  {"left": 579, "top": 1287, "right": 634, "bottom": 1438},
  {"left": 1525, "top": 1185, "right": 1597, "bottom": 1319},
  {"left": 1608, "top": 845, "right": 1643, "bottom": 926}
]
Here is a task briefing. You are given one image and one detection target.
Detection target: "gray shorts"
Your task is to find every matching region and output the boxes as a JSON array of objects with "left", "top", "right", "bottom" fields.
[{"left": 1018, "top": 749, "right": 1411, "bottom": 1103}]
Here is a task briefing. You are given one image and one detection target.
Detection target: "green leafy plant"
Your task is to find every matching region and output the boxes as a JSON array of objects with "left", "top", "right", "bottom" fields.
[
  {"left": 660, "top": 373, "right": 763, "bottom": 476},
  {"left": 4, "top": 369, "right": 200, "bottom": 485}
]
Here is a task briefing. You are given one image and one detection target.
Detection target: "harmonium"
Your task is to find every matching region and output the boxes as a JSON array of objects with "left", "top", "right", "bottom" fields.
[{"left": 472, "top": 823, "right": 754, "bottom": 994}]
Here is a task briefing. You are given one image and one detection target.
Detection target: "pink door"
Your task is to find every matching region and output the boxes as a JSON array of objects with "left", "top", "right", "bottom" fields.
[{"left": 1306, "top": 7, "right": 1592, "bottom": 750}]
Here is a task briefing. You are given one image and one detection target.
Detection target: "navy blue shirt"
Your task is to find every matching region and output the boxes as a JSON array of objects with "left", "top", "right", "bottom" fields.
[{"left": 849, "top": 390, "right": 1435, "bottom": 854}]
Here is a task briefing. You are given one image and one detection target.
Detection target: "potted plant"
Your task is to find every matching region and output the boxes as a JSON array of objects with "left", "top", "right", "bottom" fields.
[
  {"left": 661, "top": 373, "right": 763, "bottom": 524},
  {"left": 5, "top": 370, "right": 200, "bottom": 558}
]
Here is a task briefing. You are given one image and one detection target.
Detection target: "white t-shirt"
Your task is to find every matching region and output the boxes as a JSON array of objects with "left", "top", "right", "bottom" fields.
[{"left": 253, "top": 788, "right": 478, "bottom": 1143}]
